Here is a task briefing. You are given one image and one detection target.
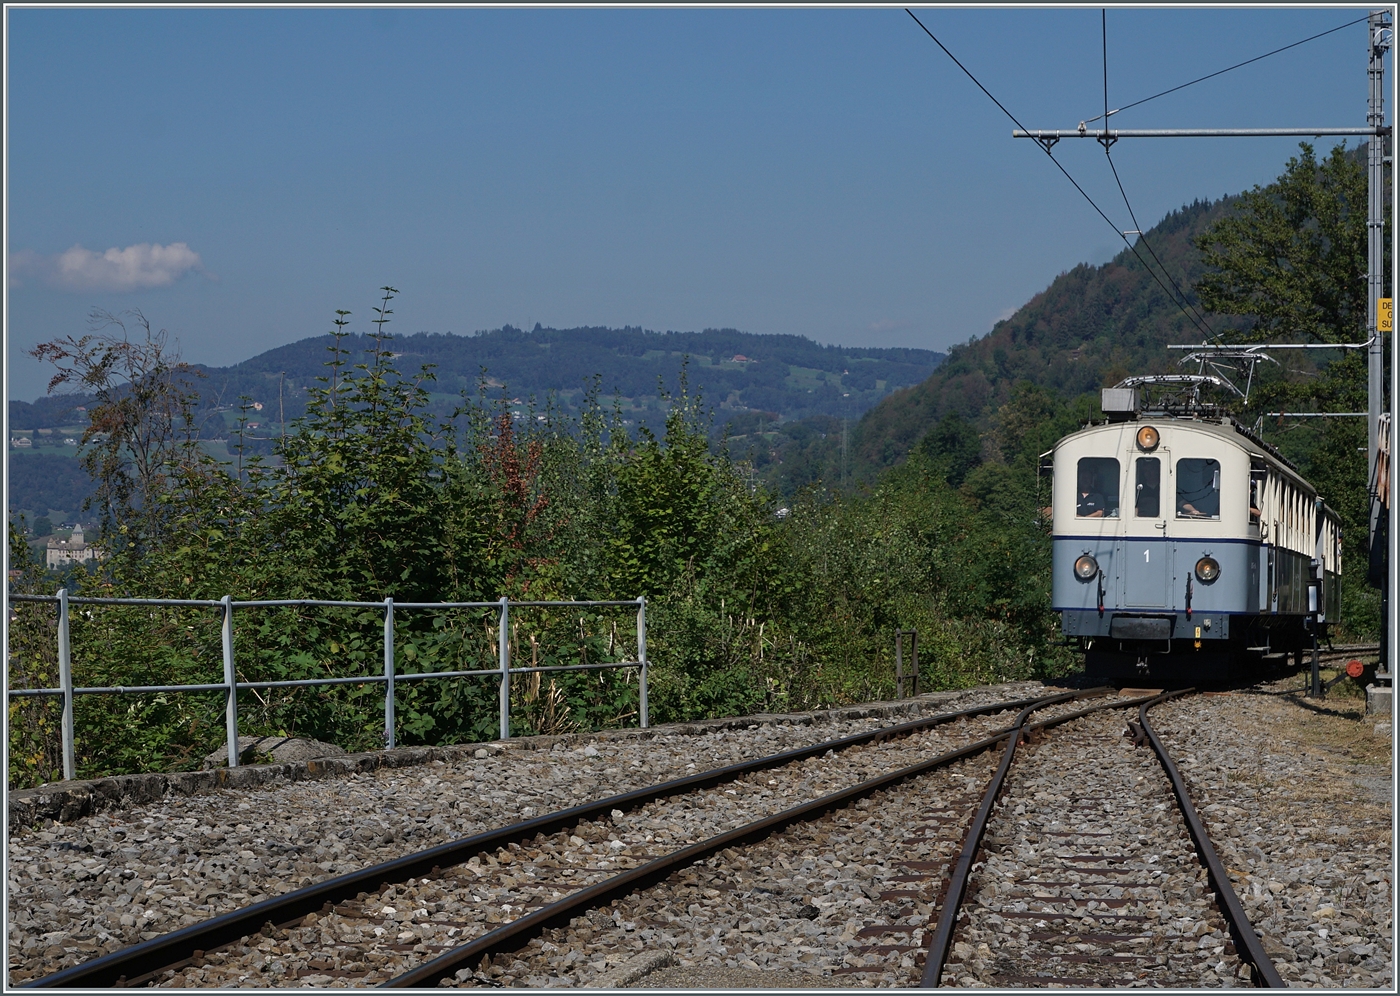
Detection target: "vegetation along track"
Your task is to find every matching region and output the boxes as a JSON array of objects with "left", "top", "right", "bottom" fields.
[{"left": 21, "top": 691, "right": 1064, "bottom": 988}]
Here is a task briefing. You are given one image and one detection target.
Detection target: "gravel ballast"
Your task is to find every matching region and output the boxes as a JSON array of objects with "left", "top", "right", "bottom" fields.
[
  {"left": 943, "top": 708, "right": 1248, "bottom": 988},
  {"left": 8, "top": 676, "right": 1390, "bottom": 989},
  {"left": 438, "top": 695, "right": 1142, "bottom": 989},
  {"left": 7, "top": 683, "right": 1042, "bottom": 985},
  {"left": 1150, "top": 684, "right": 1393, "bottom": 989}
]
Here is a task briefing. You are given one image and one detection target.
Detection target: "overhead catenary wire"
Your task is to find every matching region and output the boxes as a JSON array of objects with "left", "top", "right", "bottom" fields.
[
  {"left": 1100, "top": 10, "right": 1224, "bottom": 344},
  {"left": 1103, "top": 147, "right": 1223, "bottom": 344},
  {"left": 904, "top": 8, "right": 1220, "bottom": 345},
  {"left": 1082, "top": 13, "right": 1370, "bottom": 126}
]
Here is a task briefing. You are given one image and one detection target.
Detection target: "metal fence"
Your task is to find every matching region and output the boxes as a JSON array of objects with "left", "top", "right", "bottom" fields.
[{"left": 6, "top": 591, "right": 648, "bottom": 782}]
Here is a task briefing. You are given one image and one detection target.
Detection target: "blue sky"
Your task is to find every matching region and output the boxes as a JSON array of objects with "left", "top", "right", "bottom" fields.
[{"left": 5, "top": 5, "right": 1383, "bottom": 401}]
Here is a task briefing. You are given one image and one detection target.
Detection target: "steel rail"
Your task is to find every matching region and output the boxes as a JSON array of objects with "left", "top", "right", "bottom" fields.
[
  {"left": 1138, "top": 692, "right": 1285, "bottom": 988},
  {"left": 917, "top": 690, "right": 1161, "bottom": 987},
  {"left": 918, "top": 701, "right": 1041, "bottom": 987},
  {"left": 381, "top": 691, "right": 1094, "bottom": 988},
  {"left": 21, "top": 691, "right": 1070, "bottom": 989}
]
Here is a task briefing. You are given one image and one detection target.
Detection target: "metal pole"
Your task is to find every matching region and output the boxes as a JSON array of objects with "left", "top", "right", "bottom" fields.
[
  {"left": 221, "top": 595, "right": 239, "bottom": 768},
  {"left": 1391, "top": 11, "right": 1400, "bottom": 699},
  {"left": 57, "top": 588, "right": 74, "bottom": 781},
  {"left": 911, "top": 629, "right": 920, "bottom": 697},
  {"left": 498, "top": 597, "right": 510, "bottom": 740},
  {"left": 384, "top": 597, "right": 395, "bottom": 750},
  {"left": 1370, "top": 11, "right": 1391, "bottom": 546},
  {"left": 1312, "top": 626, "right": 1323, "bottom": 699},
  {"left": 637, "top": 596, "right": 649, "bottom": 728},
  {"left": 895, "top": 629, "right": 904, "bottom": 700},
  {"left": 1014, "top": 126, "right": 1383, "bottom": 140}
]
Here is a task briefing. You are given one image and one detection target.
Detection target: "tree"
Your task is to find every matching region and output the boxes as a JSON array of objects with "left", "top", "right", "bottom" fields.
[
  {"left": 264, "top": 289, "right": 460, "bottom": 601},
  {"left": 916, "top": 411, "right": 982, "bottom": 486},
  {"left": 1193, "top": 143, "right": 1374, "bottom": 438},
  {"left": 1195, "top": 143, "right": 1369, "bottom": 345},
  {"left": 29, "top": 309, "right": 206, "bottom": 559}
]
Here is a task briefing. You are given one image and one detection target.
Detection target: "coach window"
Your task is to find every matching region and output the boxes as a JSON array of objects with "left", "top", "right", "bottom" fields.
[
  {"left": 1076, "top": 457, "right": 1120, "bottom": 518},
  {"left": 1177, "top": 458, "right": 1221, "bottom": 519},
  {"left": 1134, "top": 457, "right": 1161, "bottom": 517}
]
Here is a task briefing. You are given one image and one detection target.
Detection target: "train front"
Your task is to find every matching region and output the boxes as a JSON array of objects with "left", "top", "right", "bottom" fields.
[{"left": 1050, "top": 413, "right": 1265, "bottom": 681}]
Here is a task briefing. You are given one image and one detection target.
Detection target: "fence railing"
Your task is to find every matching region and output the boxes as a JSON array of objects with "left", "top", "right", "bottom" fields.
[{"left": 7, "top": 591, "right": 648, "bottom": 782}]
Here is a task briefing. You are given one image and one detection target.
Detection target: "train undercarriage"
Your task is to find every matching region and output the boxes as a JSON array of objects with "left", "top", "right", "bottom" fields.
[{"left": 1079, "top": 614, "right": 1324, "bottom": 685}]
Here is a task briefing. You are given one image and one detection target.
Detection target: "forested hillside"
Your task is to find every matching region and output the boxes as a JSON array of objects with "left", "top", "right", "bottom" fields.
[{"left": 851, "top": 196, "right": 1247, "bottom": 476}]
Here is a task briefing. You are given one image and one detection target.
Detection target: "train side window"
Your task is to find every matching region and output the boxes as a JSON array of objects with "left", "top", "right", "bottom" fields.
[
  {"left": 1134, "top": 457, "right": 1160, "bottom": 517},
  {"left": 1076, "top": 457, "right": 1119, "bottom": 518},
  {"left": 1249, "top": 478, "right": 1261, "bottom": 524},
  {"left": 1177, "top": 458, "right": 1221, "bottom": 519}
]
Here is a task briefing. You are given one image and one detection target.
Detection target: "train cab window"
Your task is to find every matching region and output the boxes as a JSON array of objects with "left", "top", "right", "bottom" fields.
[
  {"left": 1177, "top": 458, "right": 1221, "bottom": 519},
  {"left": 1134, "top": 457, "right": 1161, "bottom": 518},
  {"left": 1249, "top": 478, "right": 1261, "bottom": 524},
  {"left": 1076, "top": 457, "right": 1119, "bottom": 518}
]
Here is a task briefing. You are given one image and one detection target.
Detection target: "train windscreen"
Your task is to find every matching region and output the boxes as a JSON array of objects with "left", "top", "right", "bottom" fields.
[
  {"left": 1135, "top": 457, "right": 1161, "bottom": 518},
  {"left": 1177, "top": 458, "right": 1221, "bottom": 519},
  {"left": 1076, "top": 457, "right": 1120, "bottom": 517}
]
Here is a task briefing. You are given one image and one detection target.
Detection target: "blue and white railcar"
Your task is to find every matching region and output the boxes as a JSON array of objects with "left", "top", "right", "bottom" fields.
[{"left": 1050, "top": 395, "right": 1340, "bottom": 678}]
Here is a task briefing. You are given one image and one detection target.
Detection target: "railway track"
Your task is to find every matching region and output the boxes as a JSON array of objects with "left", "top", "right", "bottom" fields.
[
  {"left": 23, "top": 687, "right": 1282, "bottom": 989},
  {"left": 21, "top": 691, "right": 1073, "bottom": 988},
  {"left": 418, "top": 689, "right": 1281, "bottom": 989},
  {"left": 921, "top": 692, "right": 1282, "bottom": 987}
]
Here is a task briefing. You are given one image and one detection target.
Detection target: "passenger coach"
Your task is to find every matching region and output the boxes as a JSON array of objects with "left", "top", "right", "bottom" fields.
[{"left": 1050, "top": 387, "right": 1341, "bottom": 679}]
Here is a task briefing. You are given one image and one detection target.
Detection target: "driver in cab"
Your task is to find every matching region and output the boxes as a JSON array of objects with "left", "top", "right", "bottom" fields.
[{"left": 1077, "top": 471, "right": 1107, "bottom": 518}]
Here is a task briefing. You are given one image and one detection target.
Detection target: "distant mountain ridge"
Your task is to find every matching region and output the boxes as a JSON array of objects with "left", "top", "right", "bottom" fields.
[{"left": 10, "top": 325, "right": 946, "bottom": 431}]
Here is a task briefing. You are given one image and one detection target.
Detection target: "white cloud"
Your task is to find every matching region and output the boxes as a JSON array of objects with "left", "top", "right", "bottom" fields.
[{"left": 8, "top": 242, "right": 208, "bottom": 292}]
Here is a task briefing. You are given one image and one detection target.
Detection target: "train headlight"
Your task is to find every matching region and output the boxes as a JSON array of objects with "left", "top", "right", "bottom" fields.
[
  {"left": 1195, "top": 556, "right": 1221, "bottom": 583},
  {"left": 1074, "top": 554, "right": 1099, "bottom": 581},
  {"left": 1136, "top": 425, "right": 1160, "bottom": 451}
]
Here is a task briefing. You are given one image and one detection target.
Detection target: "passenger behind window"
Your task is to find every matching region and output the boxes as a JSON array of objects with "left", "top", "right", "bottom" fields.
[
  {"left": 1076, "top": 457, "right": 1119, "bottom": 518},
  {"left": 1177, "top": 458, "right": 1221, "bottom": 518}
]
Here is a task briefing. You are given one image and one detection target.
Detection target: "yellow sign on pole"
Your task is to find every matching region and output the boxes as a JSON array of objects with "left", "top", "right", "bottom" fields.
[{"left": 1381, "top": 297, "right": 1393, "bottom": 333}]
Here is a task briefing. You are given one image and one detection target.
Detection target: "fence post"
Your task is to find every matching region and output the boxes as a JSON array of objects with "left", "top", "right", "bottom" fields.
[
  {"left": 637, "top": 596, "right": 649, "bottom": 729},
  {"left": 57, "top": 588, "right": 75, "bottom": 781},
  {"left": 221, "top": 595, "right": 239, "bottom": 768},
  {"left": 895, "top": 628, "right": 904, "bottom": 700},
  {"left": 384, "top": 597, "right": 395, "bottom": 750},
  {"left": 498, "top": 596, "right": 510, "bottom": 740},
  {"left": 911, "top": 628, "right": 920, "bottom": 697}
]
